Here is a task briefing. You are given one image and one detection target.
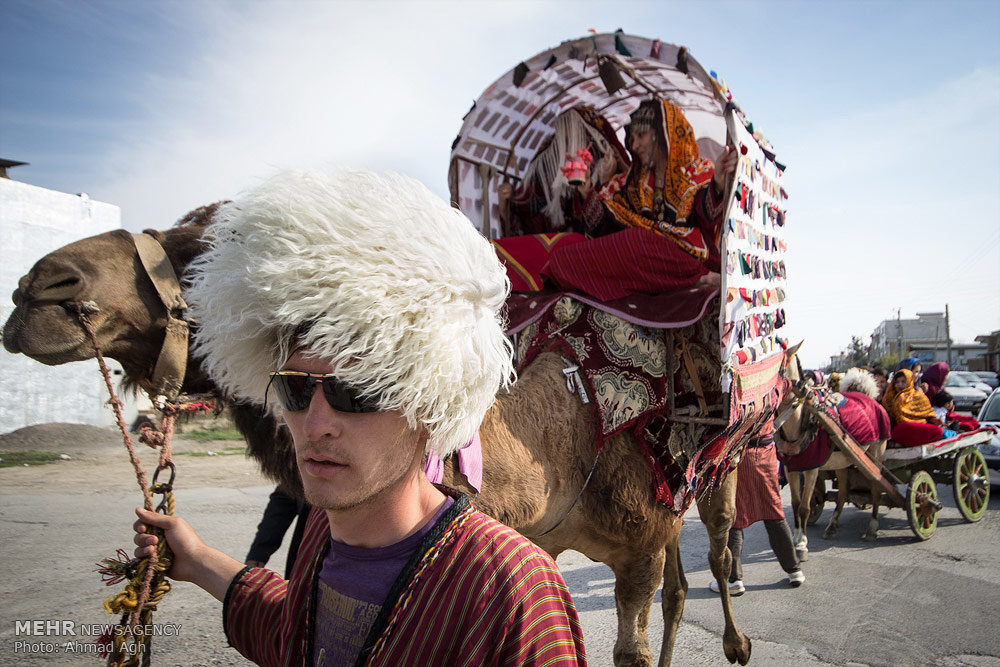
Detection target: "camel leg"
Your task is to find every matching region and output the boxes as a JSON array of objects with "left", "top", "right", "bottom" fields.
[
  {"left": 608, "top": 549, "right": 664, "bottom": 667},
  {"left": 861, "top": 440, "right": 887, "bottom": 541},
  {"left": 786, "top": 471, "right": 809, "bottom": 560},
  {"left": 697, "top": 472, "right": 751, "bottom": 666},
  {"left": 658, "top": 531, "right": 687, "bottom": 667},
  {"left": 824, "top": 468, "right": 849, "bottom": 539}
]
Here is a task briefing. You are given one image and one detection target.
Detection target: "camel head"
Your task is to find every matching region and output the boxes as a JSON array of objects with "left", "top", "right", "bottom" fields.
[
  {"left": 4, "top": 201, "right": 302, "bottom": 495},
  {"left": 3, "top": 203, "right": 222, "bottom": 393}
]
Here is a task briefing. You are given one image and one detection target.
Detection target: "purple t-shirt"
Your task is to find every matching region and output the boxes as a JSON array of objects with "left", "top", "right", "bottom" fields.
[{"left": 312, "top": 496, "right": 454, "bottom": 666}]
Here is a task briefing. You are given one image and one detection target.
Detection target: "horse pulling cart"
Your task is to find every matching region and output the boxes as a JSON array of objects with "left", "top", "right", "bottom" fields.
[{"left": 802, "top": 395, "right": 994, "bottom": 541}]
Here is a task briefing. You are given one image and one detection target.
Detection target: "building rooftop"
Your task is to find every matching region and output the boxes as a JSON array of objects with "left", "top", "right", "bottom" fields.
[{"left": 0, "top": 158, "right": 28, "bottom": 178}]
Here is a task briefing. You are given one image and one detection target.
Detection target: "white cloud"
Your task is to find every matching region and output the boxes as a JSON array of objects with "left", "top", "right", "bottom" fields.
[{"left": 97, "top": 1, "right": 556, "bottom": 227}]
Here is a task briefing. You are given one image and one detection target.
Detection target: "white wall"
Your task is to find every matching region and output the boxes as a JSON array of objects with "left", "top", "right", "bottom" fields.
[{"left": 0, "top": 178, "right": 139, "bottom": 434}]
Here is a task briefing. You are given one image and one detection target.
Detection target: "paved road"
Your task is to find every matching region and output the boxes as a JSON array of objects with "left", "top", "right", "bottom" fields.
[
  {"left": 1, "top": 452, "right": 997, "bottom": 666},
  {"left": 562, "top": 468, "right": 1000, "bottom": 666}
]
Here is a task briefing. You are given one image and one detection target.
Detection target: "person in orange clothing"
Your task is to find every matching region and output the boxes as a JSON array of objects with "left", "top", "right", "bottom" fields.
[{"left": 882, "top": 369, "right": 943, "bottom": 446}]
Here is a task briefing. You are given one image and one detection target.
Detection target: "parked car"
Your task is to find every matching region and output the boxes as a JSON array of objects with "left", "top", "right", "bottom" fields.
[
  {"left": 943, "top": 374, "right": 989, "bottom": 412},
  {"left": 972, "top": 371, "right": 999, "bottom": 390},
  {"left": 952, "top": 370, "right": 994, "bottom": 395},
  {"left": 976, "top": 387, "right": 1000, "bottom": 469}
]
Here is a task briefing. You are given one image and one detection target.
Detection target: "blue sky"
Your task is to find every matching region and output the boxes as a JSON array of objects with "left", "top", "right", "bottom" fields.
[{"left": 1, "top": 0, "right": 998, "bottom": 368}]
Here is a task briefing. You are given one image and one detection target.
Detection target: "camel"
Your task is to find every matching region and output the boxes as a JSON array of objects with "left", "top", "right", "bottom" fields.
[
  {"left": 3, "top": 206, "right": 751, "bottom": 667},
  {"left": 775, "top": 347, "right": 890, "bottom": 559}
]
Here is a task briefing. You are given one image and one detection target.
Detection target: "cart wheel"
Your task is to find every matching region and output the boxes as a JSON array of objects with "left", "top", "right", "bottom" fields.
[
  {"left": 807, "top": 479, "right": 825, "bottom": 525},
  {"left": 953, "top": 447, "right": 990, "bottom": 522},
  {"left": 906, "top": 470, "right": 939, "bottom": 541}
]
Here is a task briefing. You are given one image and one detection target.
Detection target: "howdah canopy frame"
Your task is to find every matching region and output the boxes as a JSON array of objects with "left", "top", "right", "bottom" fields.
[{"left": 450, "top": 31, "right": 790, "bottom": 396}]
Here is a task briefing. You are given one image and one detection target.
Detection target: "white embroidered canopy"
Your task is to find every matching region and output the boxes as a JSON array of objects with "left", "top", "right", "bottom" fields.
[{"left": 449, "top": 32, "right": 789, "bottom": 387}]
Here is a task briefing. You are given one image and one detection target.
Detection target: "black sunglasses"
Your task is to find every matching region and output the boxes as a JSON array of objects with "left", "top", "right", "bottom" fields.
[{"left": 267, "top": 371, "right": 383, "bottom": 413}]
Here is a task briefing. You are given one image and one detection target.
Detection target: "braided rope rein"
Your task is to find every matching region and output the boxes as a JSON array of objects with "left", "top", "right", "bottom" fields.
[{"left": 66, "top": 302, "right": 177, "bottom": 667}]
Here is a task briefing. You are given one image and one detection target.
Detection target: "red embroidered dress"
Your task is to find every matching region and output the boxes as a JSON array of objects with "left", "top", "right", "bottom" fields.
[{"left": 733, "top": 442, "right": 786, "bottom": 529}]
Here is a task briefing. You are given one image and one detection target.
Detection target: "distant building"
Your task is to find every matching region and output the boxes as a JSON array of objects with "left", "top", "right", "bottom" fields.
[
  {"left": 0, "top": 176, "right": 139, "bottom": 434},
  {"left": 870, "top": 312, "right": 949, "bottom": 361},
  {"left": 908, "top": 342, "right": 987, "bottom": 370},
  {"left": 870, "top": 312, "right": 994, "bottom": 370},
  {"left": 828, "top": 353, "right": 848, "bottom": 371},
  {"left": 974, "top": 330, "right": 999, "bottom": 372},
  {"left": 0, "top": 158, "right": 28, "bottom": 179}
]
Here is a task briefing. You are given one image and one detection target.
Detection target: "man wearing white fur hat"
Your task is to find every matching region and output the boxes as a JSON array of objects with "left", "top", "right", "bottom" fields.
[{"left": 133, "top": 170, "right": 586, "bottom": 665}]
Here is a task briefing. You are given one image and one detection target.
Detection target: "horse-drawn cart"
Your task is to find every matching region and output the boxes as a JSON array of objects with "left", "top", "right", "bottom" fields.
[
  {"left": 883, "top": 430, "right": 994, "bottom": 538},
  {"left": 805, "top": 395, "right": 994, "bottom": 540}
]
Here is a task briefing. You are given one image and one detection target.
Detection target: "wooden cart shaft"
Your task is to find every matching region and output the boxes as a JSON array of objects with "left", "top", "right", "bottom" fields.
[{"left": 807, "top": 404, "right": 907, "bottom": 507}]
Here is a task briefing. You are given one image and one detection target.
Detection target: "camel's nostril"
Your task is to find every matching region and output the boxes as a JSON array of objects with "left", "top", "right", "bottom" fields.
[
  {"left": 48, "top": 277, "right": 80, "bottom": 291},
  {"left": 26, "top": 270, "right": 85, "bottom": 302}
]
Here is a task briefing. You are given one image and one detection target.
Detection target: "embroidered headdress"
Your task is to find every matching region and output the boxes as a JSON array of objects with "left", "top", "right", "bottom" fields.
[
  {"left": 626, "top": 101, "right": 658, "bottom": 135},
  {"left": 186, "top": 169, "right": 515, "bottom": 457}
]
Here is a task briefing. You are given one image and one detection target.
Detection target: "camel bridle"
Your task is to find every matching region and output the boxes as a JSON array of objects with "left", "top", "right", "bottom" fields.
[
  {"left": 131, "top": 232, "right": 190, "bottom": 403},
  {"left": 773, "top": 357, "right": 819, "bottom": 455},
  {"left": 65, "top": 296, "right": 179, "bottom": 663}
]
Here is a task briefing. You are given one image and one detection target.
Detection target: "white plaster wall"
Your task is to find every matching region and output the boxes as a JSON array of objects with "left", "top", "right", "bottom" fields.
[{"left": 0, "top": 178, "right": 139, "bottom": 434}]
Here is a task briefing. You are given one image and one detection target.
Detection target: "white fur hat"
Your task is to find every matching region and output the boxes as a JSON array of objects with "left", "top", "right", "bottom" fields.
[
  {"left": 838, "top": 367, "right": 879, "bottom": 399},
  {"left": 186, "top": 169, "right": 514, "bottom": 457}
]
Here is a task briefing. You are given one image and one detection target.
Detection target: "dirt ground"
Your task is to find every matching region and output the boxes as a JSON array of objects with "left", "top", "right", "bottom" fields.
[
  {"left": 0, "top": 422, "right": 266, "bottom": 493},
  {"left": 0, "top": 423, "right": 271, "bottom": 666}
]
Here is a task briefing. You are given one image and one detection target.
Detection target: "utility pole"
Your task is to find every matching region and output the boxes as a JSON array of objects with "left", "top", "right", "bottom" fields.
[
  {"left": 933, "top": 320, "right": 940, "bottom": 362},
  {"left": 896, "top": 308, "right": 904, "bottom": 360},
  {"left": 945, "top": 304, "right": 952, "bottom": 367}
]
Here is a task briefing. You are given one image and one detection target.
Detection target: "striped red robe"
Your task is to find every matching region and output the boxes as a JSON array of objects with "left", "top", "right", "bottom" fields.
[
  {"left": 224, "top": 488, "right": 587, "bottom": 666},
  {"left": 733, "top": 442, "right": 786, "bottom": 530}
]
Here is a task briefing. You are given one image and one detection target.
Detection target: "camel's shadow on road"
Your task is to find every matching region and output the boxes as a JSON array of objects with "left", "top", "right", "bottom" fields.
[{"left": 558, "top": 562, "right": 618, "bottom": 612}]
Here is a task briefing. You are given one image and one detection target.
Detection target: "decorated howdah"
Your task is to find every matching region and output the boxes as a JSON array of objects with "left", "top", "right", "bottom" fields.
[{"left": 450, "top": 32, "right": 791, "bottom": 507}]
